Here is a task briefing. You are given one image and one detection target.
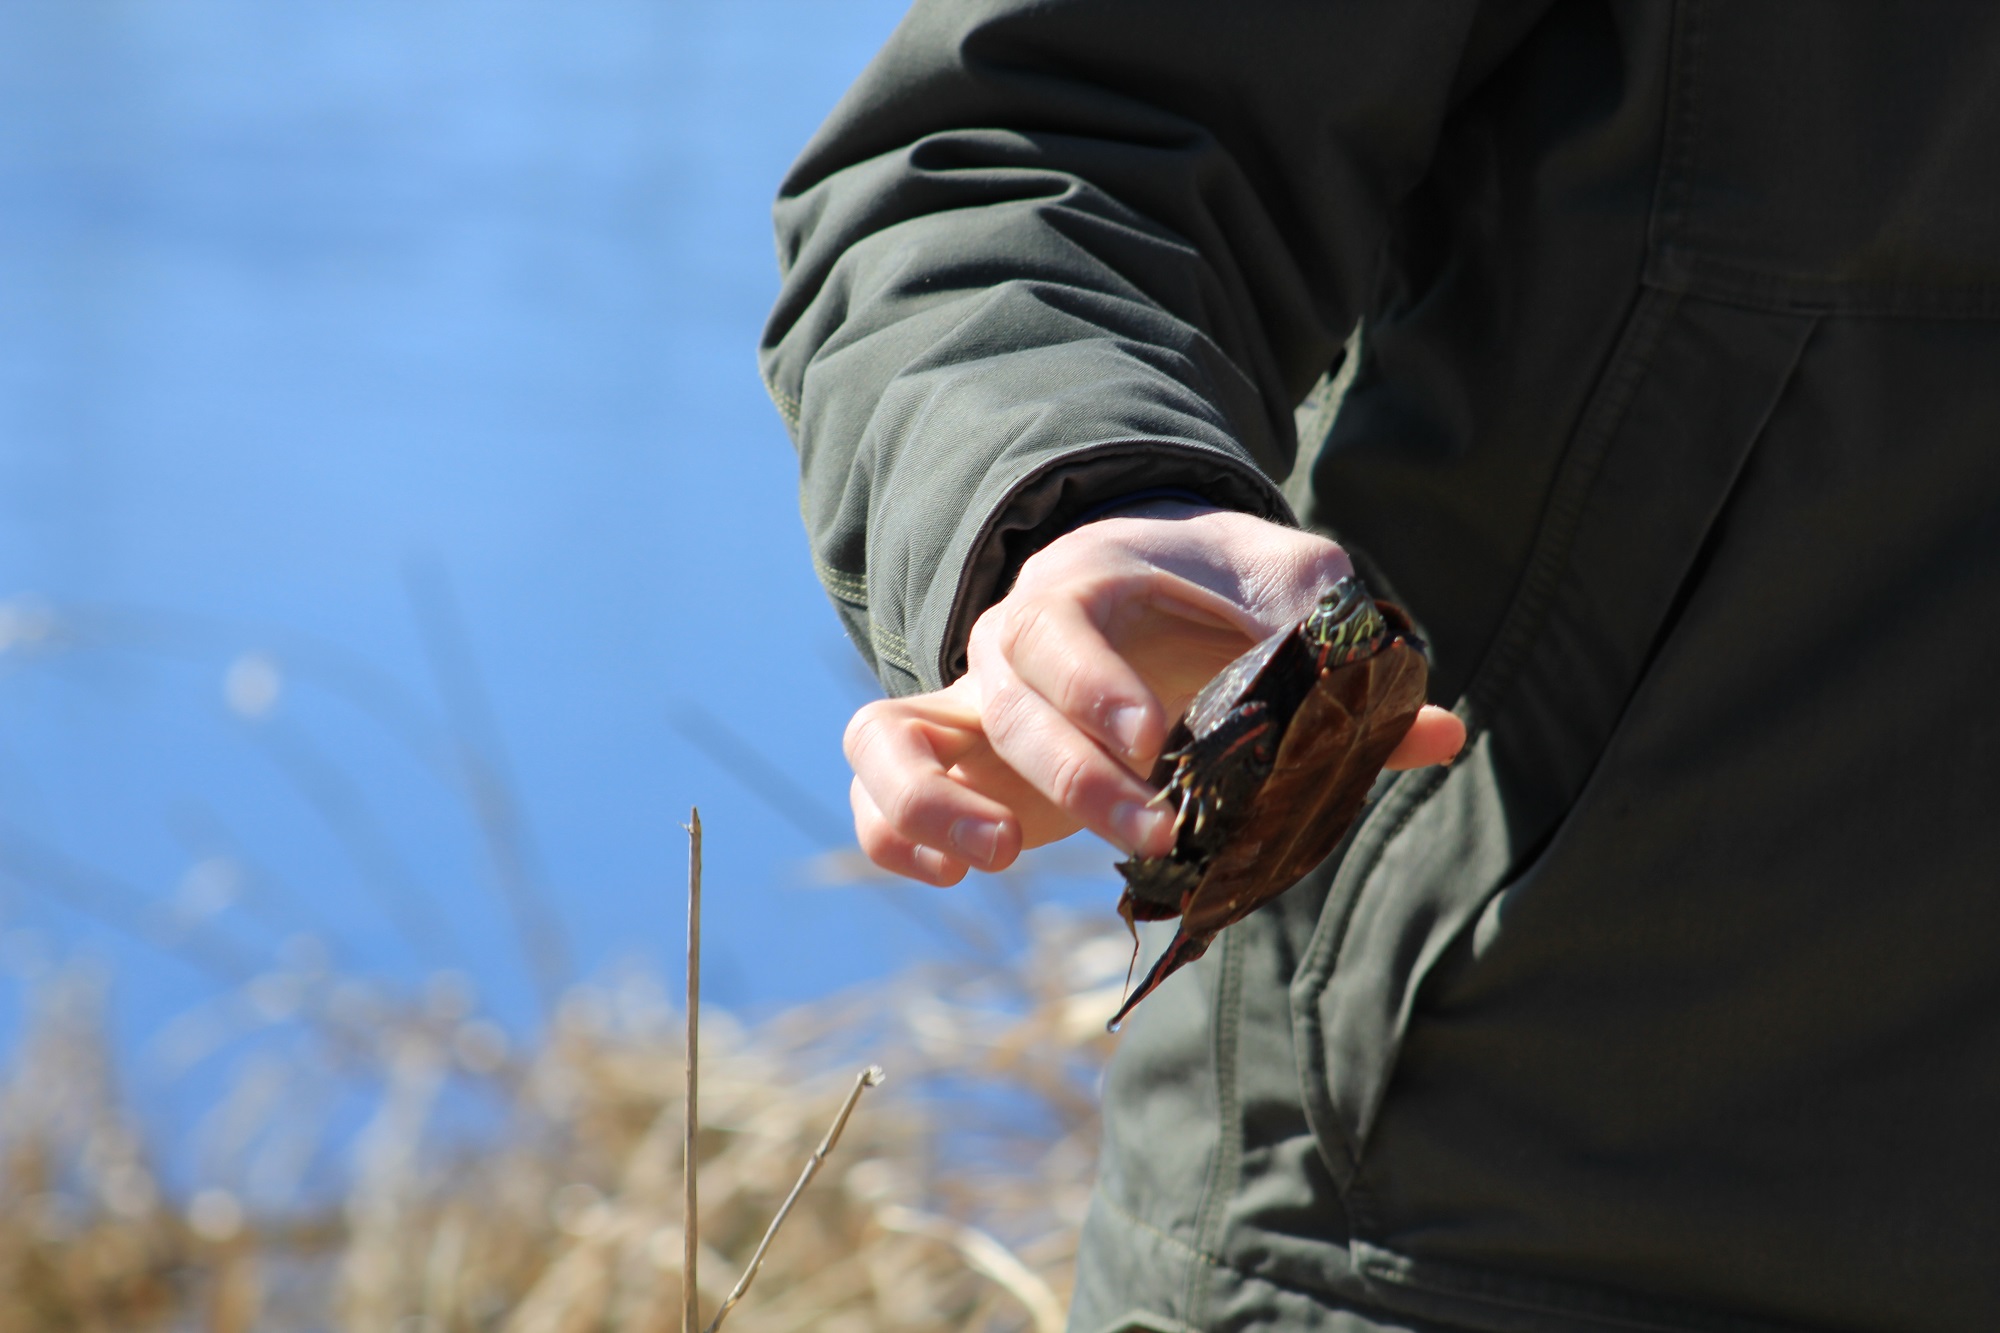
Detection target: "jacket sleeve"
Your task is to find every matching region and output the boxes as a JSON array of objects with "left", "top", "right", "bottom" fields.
[{"left": 761, "top": 0, "right": 1497, "bottom": 694}]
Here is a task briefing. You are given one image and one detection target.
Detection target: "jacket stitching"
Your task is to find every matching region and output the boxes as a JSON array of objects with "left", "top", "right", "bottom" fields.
[
  {"left": 1093, "top": 1189, "right": 1222, "bottom": 1268},
  {"left": 1643, "top": 0, "right": 2000, "bottom": 317},
  {"left": 1647, "top": 0, "right": 1706, "bottom": 259},
  {"left": 870, "top": 625, "right": 915, "bottom": 672},
  {"left": 813, "top": 557, "right": 868, "bottom": 602},
  {"left": 1468, "top": 286, "right": 1680, "bottom": 715},
  {"left": 762, "top": 368, "right": 802, "bottom": 429},
  {"left": 1184, "top": 925, "right": 1247, "bottom": 1325},
  {"left": 1088, "top": 1191, "right": 1377, "bottom": 1329},
  {"left": 1649, "top": 251, "right": 2000, "bottom": 317}
]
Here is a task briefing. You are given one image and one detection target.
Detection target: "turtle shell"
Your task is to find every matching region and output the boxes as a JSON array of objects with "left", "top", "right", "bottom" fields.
[
  {"left": 1108, "top": 584, "right": 1428, "bottom": 1028},
  {"left": 1183, "top": 624, "right": 1293, "bottom": 738}
]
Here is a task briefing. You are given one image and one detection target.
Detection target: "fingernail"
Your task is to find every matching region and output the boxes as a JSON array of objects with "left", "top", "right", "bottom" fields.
[
  {"left": 950, "top": 817, "right": 1002, "bottom": 867},
  {"left": 912, "top": 846, "right": 958, "bottom": 883},
  {"left": 1108, "top": 705, "right": 1148, "bottom": 759},
  {"left": 1111, "top": 801, "right": 1172, "bottom": 855}
]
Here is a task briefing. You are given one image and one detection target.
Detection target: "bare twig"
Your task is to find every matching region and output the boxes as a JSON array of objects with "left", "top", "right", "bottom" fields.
[
  {"left": 703, "top": 1064, "right": 886, "bottom": 1333},
  {"left": 684, "top": 807, "right": 702, "bottom": 1333}
]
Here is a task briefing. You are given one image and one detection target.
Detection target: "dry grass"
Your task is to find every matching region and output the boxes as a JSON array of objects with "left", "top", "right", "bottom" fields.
[
  {"left": 0, "top": 910, "right": 1127, "bottom": 1332},
  {"left": 0, "top": 600, "right": 1124, "bottom": 1329}
]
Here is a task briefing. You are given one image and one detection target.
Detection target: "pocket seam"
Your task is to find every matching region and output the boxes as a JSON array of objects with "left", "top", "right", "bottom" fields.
[
  {"left": 1288, "top": 286, "right": 1744, "bottom": 1184},
  {"left": 1648, "top": 251, "right": 2000, "bottom": 318},
  {"left": 1291, "top": 285, "right": 1684, "bottom": 1193},
  {"left": 1644, "top": 0, "right": 2000, "bottom": 315},
  {"left": 1464, "top": 287, "right": 1682, "bottom": 720}
]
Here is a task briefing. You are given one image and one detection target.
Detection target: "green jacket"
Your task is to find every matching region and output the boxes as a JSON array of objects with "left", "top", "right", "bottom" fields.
[{"left": 762, "top": 3, "right": 2000, "bottom": 1330}]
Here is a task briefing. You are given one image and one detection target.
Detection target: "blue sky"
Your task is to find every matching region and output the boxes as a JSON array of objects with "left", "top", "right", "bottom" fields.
[{"left": 0, "top": 0, "right": 1117, "bottom": 1056}]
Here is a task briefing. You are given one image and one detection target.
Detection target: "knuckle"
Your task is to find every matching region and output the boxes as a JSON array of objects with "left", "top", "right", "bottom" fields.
[
  {"left": 965, "top": 602, "right": 1006, "bottom": 669},
  {"left": 1250, "top": 541, "right": 1352, "bottom": 616},
  {"left": 1003, "top": 602, "right": 1093, "bottom": 703},
  {"left": 996, "top": 594, "right": 1052, "bottom": 660},
  {"left": 1015, "top": 603, "right": 1134, "bottom": 739},
  {"left": 881, "top": 777, "right": 947, "bottom": 840},
  {"left": 979, "top": 677, "right": 1036, "bottom": 742},
  {"left": 843, "top": 702, "right": 886, "bottom": 756},
  {"left": 1045, "top": 647, "right": 1099, "bottom": 720},
  {"left": 1044, "top": 747, "right": 1096, "bottom": 815},
  {"left": 843, "top": 699, "right": 910, "bottom": 765}
]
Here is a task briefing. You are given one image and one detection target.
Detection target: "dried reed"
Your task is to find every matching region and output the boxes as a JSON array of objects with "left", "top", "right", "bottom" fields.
[
  {"left": 0, "top": 902, "right": 1122, "bottom": 1331},
  {"left": 0, "top": 601, "right": 1119, "bottom": 1329}
]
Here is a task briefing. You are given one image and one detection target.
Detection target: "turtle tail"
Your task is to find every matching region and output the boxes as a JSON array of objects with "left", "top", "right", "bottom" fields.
[{"left": 1106, "top": 928, "right": 1213, "bottom": 1032}]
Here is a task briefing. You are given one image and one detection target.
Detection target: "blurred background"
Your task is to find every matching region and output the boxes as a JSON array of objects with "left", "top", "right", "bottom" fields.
[{"left": 0, "top": 3, "right": 1120, "bottom": 1328}]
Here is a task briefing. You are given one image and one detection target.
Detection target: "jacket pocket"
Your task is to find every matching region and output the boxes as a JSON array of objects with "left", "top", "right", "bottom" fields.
[
  {"left": 1647, "top": 0, "right": 2000, "bottom": 315},
  {"left": 1289, "top": 291, "right": 1815, "bottom": 1187}
]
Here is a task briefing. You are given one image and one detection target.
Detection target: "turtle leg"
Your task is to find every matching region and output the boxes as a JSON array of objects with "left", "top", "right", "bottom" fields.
[
  {"left": 1179, "top": 701, "right": 1274, "bottom": 784},
  {"left": 1157, "top": 701, "right": 1275, "bottom": 854}
]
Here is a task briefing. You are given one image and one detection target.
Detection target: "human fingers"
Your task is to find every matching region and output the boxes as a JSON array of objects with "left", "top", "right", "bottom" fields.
[
  {"left": 843, "top": 687, "right": 1025, "bottom": 876},
  {"left": 936, "top": 741, "right": 1084, "bottom": 850},
  {"left": 849, "top": 776, "right": 967, "bottom": 887},
  {"left": 1384, "top": 704, "right": 1468, "bottom": 770},
  {"left": 965, "top": 603, "right": 1178, "bottom": 859},
  {"left": 978, "top": 589, "right": 1172, "bottom": 772},
  {"left": 1041, "top": 512, "right": 1458, "bottom": 774},
  {"left": 972, "top": 528, "right": 1287, "bottom": 769}
]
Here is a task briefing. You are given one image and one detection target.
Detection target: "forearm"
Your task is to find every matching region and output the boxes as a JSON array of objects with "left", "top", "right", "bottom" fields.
[{"left": 763, "top": 0, "right": 1491, "bottom": 692}]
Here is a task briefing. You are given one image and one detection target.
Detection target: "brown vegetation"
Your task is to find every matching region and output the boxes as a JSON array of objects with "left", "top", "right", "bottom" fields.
[{"left": 0, "top": 912, "right": 1124, "bottom": 1331}]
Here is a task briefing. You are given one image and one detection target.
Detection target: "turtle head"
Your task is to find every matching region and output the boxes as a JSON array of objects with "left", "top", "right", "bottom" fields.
[{"left": 1301, "top": 577, "right": 1386, "bottom": 663}]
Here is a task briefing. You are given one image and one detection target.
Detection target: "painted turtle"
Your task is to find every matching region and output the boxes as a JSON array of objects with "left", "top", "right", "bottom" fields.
[{"left": 1109, "top": 576, "right": 1429, "bottom": 1029}]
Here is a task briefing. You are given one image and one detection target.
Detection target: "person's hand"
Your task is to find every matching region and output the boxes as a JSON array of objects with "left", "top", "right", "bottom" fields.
[{"left": 842, "top": 502, "right": 1466, "bottom": 885}]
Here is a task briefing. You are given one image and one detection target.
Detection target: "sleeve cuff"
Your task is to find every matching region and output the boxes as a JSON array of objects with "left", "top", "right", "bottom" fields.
[{"left": 929, "top": 442, "right": 1296, "bottom": 686}]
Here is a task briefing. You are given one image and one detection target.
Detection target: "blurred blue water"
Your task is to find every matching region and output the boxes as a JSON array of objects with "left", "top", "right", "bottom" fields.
[{"left": 0, "top": 0, "right": 1116, "bottom": 1090}]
